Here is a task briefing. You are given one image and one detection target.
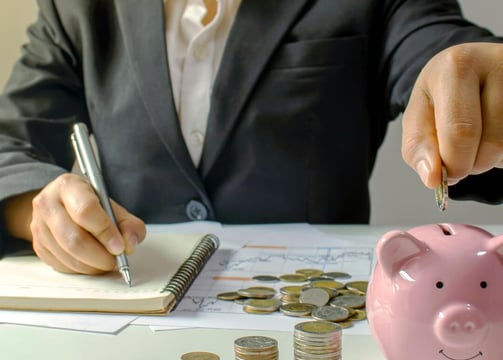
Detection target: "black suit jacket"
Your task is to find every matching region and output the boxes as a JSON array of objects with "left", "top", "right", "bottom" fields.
[{"left": 0, "top": 0, "right": 502, "bottom": 235}]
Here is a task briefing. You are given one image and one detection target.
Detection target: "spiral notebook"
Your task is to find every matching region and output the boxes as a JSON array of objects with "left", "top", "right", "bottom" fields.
[{"left": 0, "top": 232, "right": 219, "bottom": 314}]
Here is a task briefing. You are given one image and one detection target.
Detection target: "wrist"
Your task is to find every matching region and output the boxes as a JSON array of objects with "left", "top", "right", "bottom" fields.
[{"left": 3, "top": 190, "right": 39, "bottom": 241}]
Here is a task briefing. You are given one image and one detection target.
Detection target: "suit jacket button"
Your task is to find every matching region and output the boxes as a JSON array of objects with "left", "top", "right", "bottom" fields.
[{"left": 185, "top": 200, "right": 208, "bottom": 221}]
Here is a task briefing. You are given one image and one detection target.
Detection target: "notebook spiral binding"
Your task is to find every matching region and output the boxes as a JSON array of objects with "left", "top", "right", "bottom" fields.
[{"left": 162, "top": 233, "right": 220, "bottom": 303}]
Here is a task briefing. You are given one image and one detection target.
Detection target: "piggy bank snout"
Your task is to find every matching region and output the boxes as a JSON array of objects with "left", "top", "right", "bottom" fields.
[{"left": 434, "top": 304, "right": 488, "bottom": 348}]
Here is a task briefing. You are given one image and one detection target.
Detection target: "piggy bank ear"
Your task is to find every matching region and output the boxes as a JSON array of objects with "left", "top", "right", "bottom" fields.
[
  {"left": 377, "top": 230, "right": 429, "bottom": 277},
  {"left": 488, "top": 234, "right": 503, "bottom": 264}
]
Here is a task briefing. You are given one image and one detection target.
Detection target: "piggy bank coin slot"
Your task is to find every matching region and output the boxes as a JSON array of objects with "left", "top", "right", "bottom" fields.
[{"left": 438, "top": 223, "right": 454, "bottom": 236}]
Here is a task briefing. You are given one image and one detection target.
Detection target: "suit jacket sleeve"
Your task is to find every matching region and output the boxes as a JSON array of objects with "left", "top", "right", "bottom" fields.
[
  {"left": 380, "top": 0, "right": 503, "bottom": 204},
  {"left": 0, "top": 0, "right": 88, "bottom": 251}
]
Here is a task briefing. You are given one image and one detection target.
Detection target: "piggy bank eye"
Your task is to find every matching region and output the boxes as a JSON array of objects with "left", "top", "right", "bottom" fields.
[
  {"left": 436, "top": 281, "right": 444, "bottom": 289},
  {"left": 480, "top": 281, "right": 488, "bottom": 289}
]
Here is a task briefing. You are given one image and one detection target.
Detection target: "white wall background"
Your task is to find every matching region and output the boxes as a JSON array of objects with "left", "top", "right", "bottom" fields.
[{"left": 0, "top": 2, "right": 501, "bottom": 226}]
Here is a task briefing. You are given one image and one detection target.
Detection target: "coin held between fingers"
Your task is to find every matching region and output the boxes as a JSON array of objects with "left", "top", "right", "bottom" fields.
[{"left": 435, "top": 165, "right": 448, "bottom": 211}]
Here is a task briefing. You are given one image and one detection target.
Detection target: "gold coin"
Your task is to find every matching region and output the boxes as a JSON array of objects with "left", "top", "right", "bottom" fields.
[
  {"left": 349, "top": 309, "right": 367, "bottom": 321},
  {"left": 295, "top": 320, "right": 343, "bottom": 334},
  {"left": 279, "top": 285, "right": 304, "bottom": 296},
  {"left": 345, "top": 280, "right": 368, "bottom": 293},
  {"left": 237, "top": 286, "right": 276, "bottom": 298},
  {"left": 280, "top": 303, "right": 315, "bottom": 317},
  {"left": 181, "top": 352, "right": 220, "bottom": 360},
  {"left": 435, "top": 164, "right": 448, "bottom": 211},
  {"left": 279, "top": 273, "right": 308, "bottom": 283},
  {"left": 310, "top": 279, "right": 345, "bottom": 290},
  {"left": 244, "top": 298, "right": 281, "bottom": 312},
  {"left": 296, "top": 268, "right": 324, "bottom": 277},
  {"left": 216, "top": 291, "right": 243, "bottom": 301},
  {"left": 323, "top": 271, "right": 352, "bottom": 280},
  {"left": 337, "top": 320, "right": 354, "bottom": 329},
  {"left": 243, "top": 306, "right": 276, "bottom": 314}
]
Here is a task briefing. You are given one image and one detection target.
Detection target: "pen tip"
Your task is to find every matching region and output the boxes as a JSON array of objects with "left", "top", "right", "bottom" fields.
[{"left": 121, "top": 268, "right": 132, "bottom": 287}]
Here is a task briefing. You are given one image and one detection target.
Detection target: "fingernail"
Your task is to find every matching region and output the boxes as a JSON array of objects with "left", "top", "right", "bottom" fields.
[
  {"left": 108, "top": 236, "right": 124, "bottom": 255},
  {"left": 126, "top": 234, "right": 138, "bottom": 255},
  {"left": 416, "top": 159, "right": 430, "bottom": 185},
  {"left": 127, "top": 234, "right": 138, "bottom": 251}
]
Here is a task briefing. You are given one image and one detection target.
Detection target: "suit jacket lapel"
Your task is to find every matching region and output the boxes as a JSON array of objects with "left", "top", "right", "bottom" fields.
[
  {"left": 114, "top": 0, "right": 205, "bottom": 190},
  {"left": 200, "top": 0, "right": 311, "bottom": 177}
]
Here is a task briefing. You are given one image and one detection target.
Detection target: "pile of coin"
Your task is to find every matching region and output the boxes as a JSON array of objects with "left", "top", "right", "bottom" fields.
[
  {"left": 234, "top": 335, "right": 279, "bottom": 359},
  {"left": 217, "top": 268, "right": 368, "bottom": 328},
  {"left": 294, "top": 321, "right": 343, "bottom": 359}
]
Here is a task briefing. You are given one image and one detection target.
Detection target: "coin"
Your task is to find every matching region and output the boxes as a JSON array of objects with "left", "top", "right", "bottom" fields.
[
  {"left": 237, "top": 286, "right": 276, "bottom": 299},
  {"left": 181, "top": 351, "right": 220, "bottom": 360},
  {"left": 234, "top": 335, "right": 278, "bottom": 359},
  {"left": 296, "top": 268, "right": 324, "bottom": 277},
  {"left": 216, "top": 291, "right": 243, "bottom": 301},
  {"left": 299, "top": 287, "right": 330, "bottom": 307},
  {"left": 279, "top": 285, "right": 304, "bottom": 296},
  {"left": 349, "top": 309, "right": 367, "bottom": 321},
  {"left": 344, "top": 280, "right": 368, "bottom": 293},
  {"left": 310, "top": 279, "right": 345, "bottom": 290},
  {"left": 279, "top": 303, "right": 315, "bottom": 317},
  {"left": 311, "top": 305, "right": 350, "bottom": 322},
  {"left": 294, "top": 320, "right": 343, "bottom": 334},
  {"left": 323, "top": 271, "right": 352, "bottom": 280},
  {"left": 252, "top": 275, "right": 280, "bottom": 282},
  {"left": 243, "top": 298, "right": 281, "bottom": 312},
  {"left": 279, "top": 273, "right": 308, "bottom": 283},
  {"left": 329, "top": 294, "right": 366, "bottom": 309},
  {"left": 435, "top": 164, "right": 448, "bottom": 211}
]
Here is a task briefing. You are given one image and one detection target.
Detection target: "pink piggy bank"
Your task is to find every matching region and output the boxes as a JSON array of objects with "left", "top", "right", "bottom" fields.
[{"left": 367, "top": 223, "right": 503, "bottom": 360}]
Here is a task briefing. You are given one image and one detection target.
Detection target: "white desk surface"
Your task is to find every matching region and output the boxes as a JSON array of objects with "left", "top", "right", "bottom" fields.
[
  {"left": 2, "top": 224, "right": 501, "bottom": 360},
  {"left": 0, "top": 324, "right": 385, "bottom": 359}
]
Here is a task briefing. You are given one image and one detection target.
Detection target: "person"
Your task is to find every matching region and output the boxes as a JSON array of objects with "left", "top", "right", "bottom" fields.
[{"left": 0, "top": 0, "right": 502, "bottom": 275}]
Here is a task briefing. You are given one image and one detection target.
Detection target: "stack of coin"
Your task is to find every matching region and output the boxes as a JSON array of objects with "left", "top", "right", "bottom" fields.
[
  {"left": 293, "top": 321, "right": 343, "bottom": 359},
  {"left": 234, "top": 336, "right": 279, "bottom": 360}
]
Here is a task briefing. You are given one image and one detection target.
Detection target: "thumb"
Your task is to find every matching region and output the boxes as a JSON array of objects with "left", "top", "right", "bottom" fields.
[{"left": 402, "top": 84, "right": 443, "bottom": 189}]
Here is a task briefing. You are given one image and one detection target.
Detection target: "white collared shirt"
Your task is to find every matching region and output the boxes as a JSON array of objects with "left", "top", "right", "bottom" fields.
[{"left": 164, "top": 0, "right": 241, "bottom": 167}]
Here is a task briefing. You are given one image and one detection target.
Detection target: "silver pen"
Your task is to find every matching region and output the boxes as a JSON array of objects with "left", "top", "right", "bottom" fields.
[{"left": 70, "top": 123, "right": 132, "bottom": 286}]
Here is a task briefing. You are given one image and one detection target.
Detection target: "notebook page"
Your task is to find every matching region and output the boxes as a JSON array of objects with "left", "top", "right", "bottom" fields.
[{"left": 0, "top": 232, "right": 203, "bottom": 302}]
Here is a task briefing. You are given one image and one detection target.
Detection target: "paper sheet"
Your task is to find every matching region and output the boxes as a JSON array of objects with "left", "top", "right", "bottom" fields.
[
  {"left": 133, "top": 223, "right": 376, "bottom": 335},
  {"left": 1, "top": 223, "right": 376, "bottom": 334},
  {"left": 0, "top": 310, "right": 136, "bottom": 334}
]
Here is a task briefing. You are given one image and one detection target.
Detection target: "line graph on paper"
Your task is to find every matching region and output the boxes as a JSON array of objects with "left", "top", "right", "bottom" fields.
[{"left": 175, "top": 245, "right": 374, "bottom": 314}]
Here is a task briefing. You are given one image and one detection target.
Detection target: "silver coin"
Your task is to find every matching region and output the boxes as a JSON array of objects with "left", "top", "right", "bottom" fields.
[
  {"left": 299, "top": 287, "right": 330, "bottom": 307},
  {"left": 312, "top": 305, "right": 350, "bottom": 322},
  {"left": 435, "top": 164, "right": 448, "bottom": 211},
  {"left": 234, "top": 335, "right": 278, "bottom": 350},
  {"left": 329, "top": 294, "right": 366, "bottom": 309}
]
